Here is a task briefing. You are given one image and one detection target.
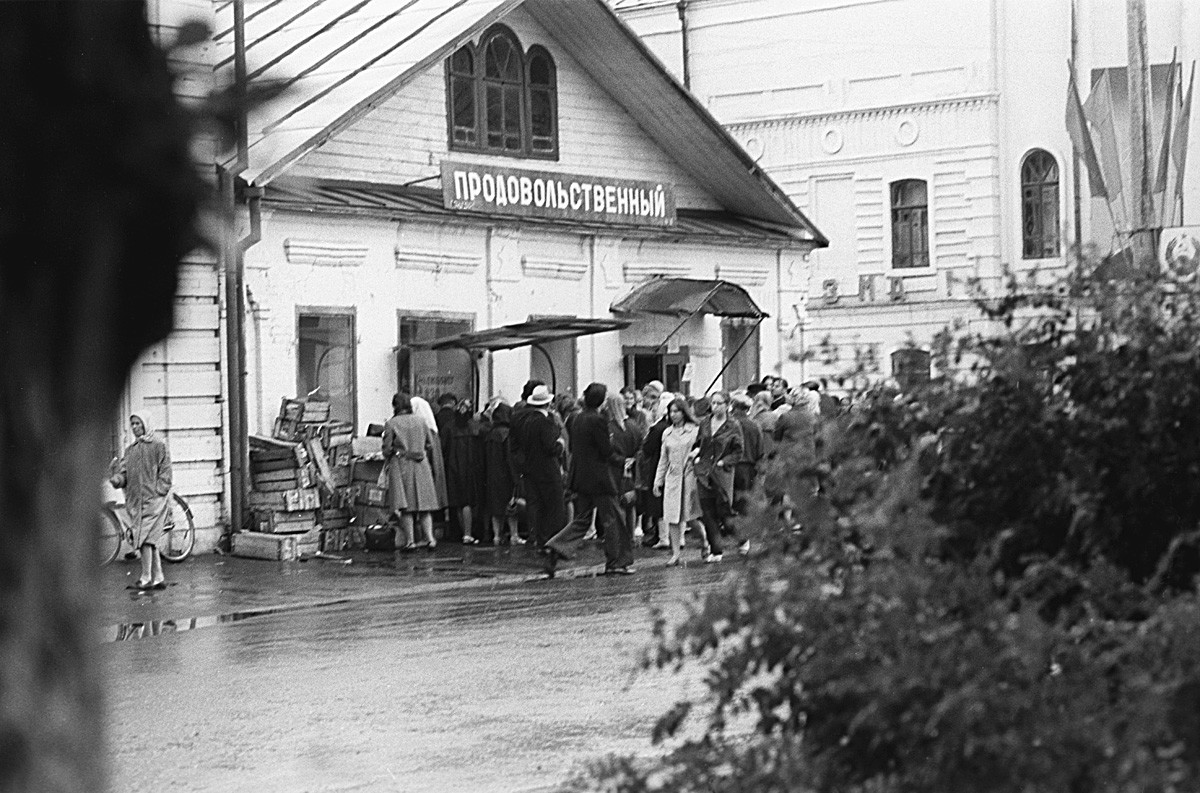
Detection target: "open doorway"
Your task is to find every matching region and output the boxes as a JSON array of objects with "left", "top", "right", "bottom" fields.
[{"left": 622, "top": 346, "right": 689, "bottom": 395}]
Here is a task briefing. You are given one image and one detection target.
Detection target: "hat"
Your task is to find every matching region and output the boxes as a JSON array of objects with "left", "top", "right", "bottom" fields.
[{"left": 526, "top": 384, "right": 554, "bottom": 407}]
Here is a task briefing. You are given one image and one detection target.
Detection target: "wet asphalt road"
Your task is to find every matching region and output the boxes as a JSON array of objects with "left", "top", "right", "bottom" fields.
[{"left": 102, "top": 555, "right": 735, "bottom": 792}]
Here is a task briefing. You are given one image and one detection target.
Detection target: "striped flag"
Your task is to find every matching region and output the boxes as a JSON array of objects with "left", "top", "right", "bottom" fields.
[{"left": 1065, "top": 62, "right": 1107, "bottom": 199}]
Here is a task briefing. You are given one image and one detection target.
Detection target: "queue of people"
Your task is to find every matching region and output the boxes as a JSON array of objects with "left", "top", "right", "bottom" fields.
[{"left": 377, "top": 371, "right": 840, "bottom": 574}]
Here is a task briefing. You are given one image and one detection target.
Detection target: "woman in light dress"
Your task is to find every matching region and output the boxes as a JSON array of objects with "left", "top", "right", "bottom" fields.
[
  {"left": 383, "top": 393, "right": 443, "bottom": 551},
  {"left": 653, "top": 397, "right": 705, "bottom": 566}
]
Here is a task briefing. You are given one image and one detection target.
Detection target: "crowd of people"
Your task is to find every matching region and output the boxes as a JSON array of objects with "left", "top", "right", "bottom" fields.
[{"left": 378, "top": 373, "right": 841, "bottom": 576}]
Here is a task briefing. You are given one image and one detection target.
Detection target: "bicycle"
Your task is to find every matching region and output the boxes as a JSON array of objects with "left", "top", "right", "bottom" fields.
[{"left": 99, "top": 492, "right": 196, "bottom": 566}]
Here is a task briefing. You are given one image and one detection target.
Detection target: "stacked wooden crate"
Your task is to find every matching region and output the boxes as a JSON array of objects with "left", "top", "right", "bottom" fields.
[{"left": 243, "top": 442, "right": 321, "bottom": 557}]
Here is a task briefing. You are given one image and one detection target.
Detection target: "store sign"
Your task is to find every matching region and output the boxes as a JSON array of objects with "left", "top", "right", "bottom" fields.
[{"left": 441, "top": 161, "right": 676, "bottom": 227}]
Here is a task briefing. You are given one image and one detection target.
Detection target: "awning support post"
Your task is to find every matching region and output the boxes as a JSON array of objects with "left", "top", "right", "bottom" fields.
[
  {"left": 703, "top": 317, "right": 764, "bottom": 395},
  {"left": 653, "top": 283, "right": 723, "bottom": 353},
  {"left": 531, "top": 342, "right": 557, "bottom": 394}
]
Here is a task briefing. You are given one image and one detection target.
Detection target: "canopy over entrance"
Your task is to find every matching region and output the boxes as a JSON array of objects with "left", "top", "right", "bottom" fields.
[
  {"left": 609, "top": 278, "right": 768, "bottom": 318},
  {"left": 404, "top": 317, "right": 631, "bottom": 397},
  {"left": 406, "top": 317, "right": 631, "bottom": 351}
]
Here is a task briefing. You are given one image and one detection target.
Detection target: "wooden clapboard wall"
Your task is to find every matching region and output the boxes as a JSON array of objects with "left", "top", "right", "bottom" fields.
[{"left": 122, "top": 258, "right": 225, "bottom": 548}]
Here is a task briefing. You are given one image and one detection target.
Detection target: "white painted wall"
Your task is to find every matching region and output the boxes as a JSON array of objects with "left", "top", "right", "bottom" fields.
[{"left": 245, "top": 207, "right": 789, "bottom": 423}]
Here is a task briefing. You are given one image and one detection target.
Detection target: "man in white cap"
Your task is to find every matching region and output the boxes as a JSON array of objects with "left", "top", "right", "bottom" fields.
[{"left": 511, "top": 384, "right": 566, "bottom": 550}]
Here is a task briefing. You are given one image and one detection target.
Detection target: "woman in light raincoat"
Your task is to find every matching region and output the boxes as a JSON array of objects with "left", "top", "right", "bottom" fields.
[{"left": 110, "top": 415, "right": 172, "bottom": 590}]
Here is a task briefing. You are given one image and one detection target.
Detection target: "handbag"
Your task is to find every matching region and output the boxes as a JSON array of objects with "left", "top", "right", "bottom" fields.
[{"left": 506, "top": 479, "right": 527, "bottom": 518}]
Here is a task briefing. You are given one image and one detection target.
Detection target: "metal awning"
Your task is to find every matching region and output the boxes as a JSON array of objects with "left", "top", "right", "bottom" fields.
[
  {"left": 406, "top": 317, "right": 632, "bottom": 351},
  {"left": 610, "top": 278, "right": 768, "bottom": 319}
]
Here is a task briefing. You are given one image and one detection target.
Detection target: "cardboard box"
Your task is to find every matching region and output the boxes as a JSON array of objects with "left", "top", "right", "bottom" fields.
[
  {"left": 352, "top": 437, "right": 382, "bottom": 457},
  {"left": 232, "top": 531, "right": 301, "bottom": 561}
]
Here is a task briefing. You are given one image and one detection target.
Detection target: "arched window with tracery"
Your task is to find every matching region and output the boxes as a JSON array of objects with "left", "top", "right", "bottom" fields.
[
  {"left": 892, "top": 348, "right": 931, "bottom": 392},
  {"left": 482, "top": 28, "right": 524, "bottom": 152},
  {"left": 445, "top": 26, "right": 558, "bottom": 159},
  {"left": 1021, "top": 149, "right": 1060, "bottom": 258}
]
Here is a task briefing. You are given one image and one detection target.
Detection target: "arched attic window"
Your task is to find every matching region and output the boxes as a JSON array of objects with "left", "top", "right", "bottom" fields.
[
  {"left": 444, "top": 27, "right": 558, "bottom": 159},
  {"left": 482, "top": 26, "right": 524, "bottom": 153},
  {"left": 1021, "top": 149, "right": 1061, "bottom": 258},
  {"left": 526, "top": 45, "right": 558, "bottom": 157},
  {"left": 448, "top": 44, "right": 477, "bottom": 146}
]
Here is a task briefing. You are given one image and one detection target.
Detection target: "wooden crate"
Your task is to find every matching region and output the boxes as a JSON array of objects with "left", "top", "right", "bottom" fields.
[
  {"left": 352, "top": 458, "right": 386, "bottom": 483},
  {"left": 279, "top": 398, "right": 305, "bottom": 422},
  {"left": 232, "top": 531, "right": 301, "bottom": 561},
  {"left": 248, "top": 487, "right": 320, "bottom": 512},
  {"left": 301, "top": 400, "right": 331, "bottom": 422},
  {"left": 353, "top": 483, "right": 387, "bottom": 507},
  {"left": 251, "top": 508, "right": 318, "bottom": 534}
]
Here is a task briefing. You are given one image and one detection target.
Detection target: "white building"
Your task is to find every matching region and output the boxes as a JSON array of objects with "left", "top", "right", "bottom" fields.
[
  {"left": 616, "top": 0, "right": 1200, "bottom": 389},
  {"left": 130, "top": 0, "right": 828, "bottom": 544}
]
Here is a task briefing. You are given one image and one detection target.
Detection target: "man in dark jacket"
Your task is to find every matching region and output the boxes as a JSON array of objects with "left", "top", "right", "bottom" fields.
[
  {"left": 730, "top": 392, "right": 763, "bottom": 515},
  {"left": 511, "top": 383, "right": 564, "bottom": 549},
  {"left": 544, "top": 382, "right": 634, "bottom": 577}
]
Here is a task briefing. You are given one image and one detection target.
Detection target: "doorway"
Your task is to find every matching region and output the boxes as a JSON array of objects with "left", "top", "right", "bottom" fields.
[{"left": 622, "top": 346, "right": 689, "bottom": 395}]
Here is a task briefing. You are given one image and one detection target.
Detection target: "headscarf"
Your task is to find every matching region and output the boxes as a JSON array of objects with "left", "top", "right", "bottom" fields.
[
  {"left": 602, "top": 393, "right": 627, "bottom": 429},
  {"left": 749, "top": 390, "right": 773, "bottom": 418},
  {"left": 411, "top": 395, "right": 438, "bottom": 434},
  {"left": 652, "top": 391, "right": 675, "bottom": 424},
  {"left": 129, "top": 414, "right": 161, "bottom": 445}
]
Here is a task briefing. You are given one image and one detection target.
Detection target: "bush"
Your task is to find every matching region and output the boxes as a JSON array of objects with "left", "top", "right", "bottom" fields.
[{"left": 572, "top": 261, "right": 1200, "bottom": 792}]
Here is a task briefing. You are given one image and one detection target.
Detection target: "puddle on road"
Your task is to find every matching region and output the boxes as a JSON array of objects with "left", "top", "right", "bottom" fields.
[{"left": 101, "top": 598, "right": 356, "bottom": 643}]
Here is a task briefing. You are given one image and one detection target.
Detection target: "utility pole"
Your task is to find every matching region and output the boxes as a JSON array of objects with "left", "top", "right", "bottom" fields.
[{"left": 1126, "top": 0, "right": 1156, "bottom": 258}]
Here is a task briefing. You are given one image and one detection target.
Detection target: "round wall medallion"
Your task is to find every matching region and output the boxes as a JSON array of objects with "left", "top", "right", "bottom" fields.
[
  {"left": 821, "top": 127, "right": 843, "bottom": 154},
  {"left": 896, "top": 118, "right": 919, "bottom": 146},
  {"left": 743, "top": 136, "right": 765, "bottom": 159}
]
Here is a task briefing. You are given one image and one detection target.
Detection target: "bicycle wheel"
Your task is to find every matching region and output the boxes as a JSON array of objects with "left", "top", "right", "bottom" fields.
[
  {"left": 160, "top": 493, "right": 196, "bottom": 563},
  {"left": 98, "top": 507, "right": 122, "bottom": 566}
]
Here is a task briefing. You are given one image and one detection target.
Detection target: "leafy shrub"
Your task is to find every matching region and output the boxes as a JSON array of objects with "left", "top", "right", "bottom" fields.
[{"left": 570, "top": 262, "right": 1200, "bottom": 792}]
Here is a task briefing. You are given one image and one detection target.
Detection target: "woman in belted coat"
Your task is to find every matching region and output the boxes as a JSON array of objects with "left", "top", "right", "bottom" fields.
[
  {"left": 383, "top": 392, "right": 442, "bottom": 551},
  {"left": 693, "top": 391, "right": 744, "bottom": 561},
  {"left": 653, "top": 397, "right": 704, "bottom": 566}
]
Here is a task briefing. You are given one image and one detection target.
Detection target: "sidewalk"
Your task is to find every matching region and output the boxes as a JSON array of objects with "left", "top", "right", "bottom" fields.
[{"left": 98, "top": 537, "right": 686, "bottom": 635}]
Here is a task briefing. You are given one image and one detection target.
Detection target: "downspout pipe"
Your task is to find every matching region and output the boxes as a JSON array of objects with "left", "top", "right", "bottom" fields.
[
  {"left": 219, "top": 0, "right": 258, "bottom": 539},
  {"left": 676, "top": 0, "right": 691, "bottom": 91}
]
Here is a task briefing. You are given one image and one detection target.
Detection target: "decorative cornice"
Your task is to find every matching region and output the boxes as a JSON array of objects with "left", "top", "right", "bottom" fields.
[
  {"left": 521, "top": 256, "right": 588, "bottom": 280},
  {"left": 717, "top": 263, "right": 770, "bottom": 287},
  {"left": 394, "top": 247, "right": 480, "bottom": 274},
  {"left": 284, "top": 239, "right": 368, "bottom": 267},
  {"left": 725, "top": 92, "right": 1000, "bottom": 132},
  {"left": 623, "top": 262, "right": 691, "bottom": 282}
]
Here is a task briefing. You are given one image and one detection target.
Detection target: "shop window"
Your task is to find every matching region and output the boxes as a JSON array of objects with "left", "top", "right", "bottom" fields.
[
  {"left": 297, "top": 311, "right": 356, "bottom": 428},
  {"left": 398, "top": 314, "right": 475, "bottom": 403},
  {"left": 720, "top": 318, "right": 761, "bottom": 391},
  {"left": 1021, "top": 149, "right": 1060, "bottom": 258},
  {"left": 528, "top": 315, "right": 576, "bottom": 396},
  {"left": 445, "top": 25, "right": 558, "bottom": 159},
  {"left": 890, "top": 179, "right": 929, "bottom": 269},
  {"left": 891, "top": 348, "right": 931, "bottom": 392}
]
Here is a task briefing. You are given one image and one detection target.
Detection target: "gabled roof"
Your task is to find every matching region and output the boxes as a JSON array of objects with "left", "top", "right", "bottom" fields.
[{"left": 214, "top": 0, "right": 827, "bottom": 243}]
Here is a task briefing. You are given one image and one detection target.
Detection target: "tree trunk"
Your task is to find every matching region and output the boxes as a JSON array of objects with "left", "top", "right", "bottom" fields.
[{"left": 0, "top": 3, "right": 202, "bottom": 790}]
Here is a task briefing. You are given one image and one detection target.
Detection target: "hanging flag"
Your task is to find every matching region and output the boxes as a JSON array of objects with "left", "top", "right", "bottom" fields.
[
  {"left": 1169, "top": 63, "right": 1194, "bottom": 226},
  {"left": 1065, "top": 62, "right": 1107, "bottom": 198},
  {"left": 1154, "top": 52, "right": 1178, "bottom": 195},
  {"left": 1083, "top": 69, "right": 1126, "bottom": 217}
]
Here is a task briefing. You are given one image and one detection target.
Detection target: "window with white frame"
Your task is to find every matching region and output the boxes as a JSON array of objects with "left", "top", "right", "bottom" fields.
[{"left": 890, "top": 179, "right": 929, "bottom": 269}]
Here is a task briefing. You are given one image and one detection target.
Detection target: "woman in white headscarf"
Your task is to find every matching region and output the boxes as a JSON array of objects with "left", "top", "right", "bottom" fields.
[{"left": 110, "top": 414, "right": 172, "bottom": 590}]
